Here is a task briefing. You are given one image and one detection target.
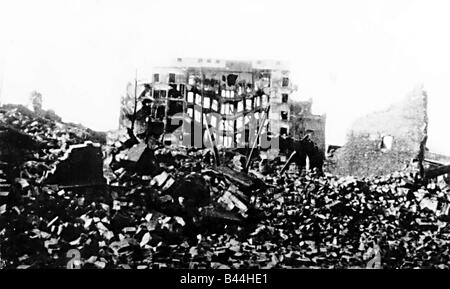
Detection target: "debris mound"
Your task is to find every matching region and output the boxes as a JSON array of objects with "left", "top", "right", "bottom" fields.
[{"left": 1, "top": 104, "right": 450, "bottom": 269}]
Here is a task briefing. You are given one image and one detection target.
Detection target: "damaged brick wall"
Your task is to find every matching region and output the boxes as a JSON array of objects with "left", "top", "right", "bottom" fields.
[{"left": 331, "top": 86, "right": 428, "bottom": 177}]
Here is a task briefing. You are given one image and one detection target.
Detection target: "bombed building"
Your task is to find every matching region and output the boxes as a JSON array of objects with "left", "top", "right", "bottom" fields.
[{"left": 120, "top": 57, "right": 325, "bottom": 155}]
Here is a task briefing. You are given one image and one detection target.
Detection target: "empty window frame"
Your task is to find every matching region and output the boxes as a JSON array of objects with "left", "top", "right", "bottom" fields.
[
  {"left": 305, "top": 129, "right": 315, "bottom": 139},
  {"left": 226, "top": 104, "right": 235, "bottom": 115},
  {"left": 380, "top": 135, "right": 394, "bottom": 151},
  {"left": 246, "top": 99, "right": 253, "bottom": 110},
  {"left": 282, "top": 93, "right": 289, "bottom": 103},
  {"left": 220, "top": 103, "right": 234, "bottom": 114},
  {"left": 281, "top": 111, "right": 289, "bottom": 121},
  {"left": 255, "top": 96, "right": 261, "bottom": 107},
  {"left": 282, "top": 77, "right": 289, "bottom": 87},
  {"left": 188, "top": 75, "right": 197, "bottom": 86},
  {"left": 203, "top": 97, "right": 211, "bottom": 109},
  {"left": 238, "top": 86, "right": 244, "bottom": 96},
  {"left": 262, "top": 95, "right": 268, "bottom": 106},
  {"left": 211, "top": 100, "right": 218, "bottom": 111},
  {"left": 169, "top": 73, "right": 176, "bottom": 83},
  {"left": 195, "top": 94, "right": 202, "bottom": 105},
  {"left": 187, "top": 108, "right": 194, "bottom": 118},
  {"left": 280, "top": 127, "right": 288, "bottom": 136},
  {"left": 226, "top": 74, "right": 238, "bottom": 86},
  {"left": 179, "top": 84, "right": 186, "bottom": 94},
  {"left": 224, "top": 136, "right": 233, "bottom": 148},
  {"left": 153, "top": 90, "right": 166, "bottom": 99},
  {"left": 187, "top": 92, "right": 194, "bottom": 103},
  {"left": 210, "top": 115, "right": 218, "bottom": 127},
  {"left": 237, "top": 101, "right": 244, "bottom": 112}
]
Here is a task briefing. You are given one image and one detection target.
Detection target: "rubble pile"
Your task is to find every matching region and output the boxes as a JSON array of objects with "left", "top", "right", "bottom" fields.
[
  {"left": 238, "top": 171, "right": 450, "bottom": 269},
  {"left": 2, "top": 104, "right": 450, "bottom": 269},
  {"left": 138, "top": 170, "right": 450, "bottom": 269},
  {"left": 0, "top": 105, "right": 259, "bottom": 268},
  {"left": 0, "top": 105, "right": 105, "bottom": 168}
]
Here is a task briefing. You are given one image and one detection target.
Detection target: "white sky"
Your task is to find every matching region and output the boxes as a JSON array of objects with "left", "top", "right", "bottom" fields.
[{"left": 1, "top": 0, "right": 450, "bottom": 155}]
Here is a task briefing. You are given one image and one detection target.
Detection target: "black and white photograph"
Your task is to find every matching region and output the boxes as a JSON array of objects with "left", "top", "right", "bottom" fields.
[{"left": 1, "top": 0, "right": 450, "bottom": 282}]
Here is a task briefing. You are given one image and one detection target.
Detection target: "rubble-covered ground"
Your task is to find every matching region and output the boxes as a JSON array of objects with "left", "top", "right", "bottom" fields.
[{"left": 1, "top": 104, "right": 450, "bottom": 269}]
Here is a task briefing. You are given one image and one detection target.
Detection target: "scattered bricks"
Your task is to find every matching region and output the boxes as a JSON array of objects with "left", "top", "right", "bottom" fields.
[{"left": 218, "top": 191, "right": 248, "bottom": 215}]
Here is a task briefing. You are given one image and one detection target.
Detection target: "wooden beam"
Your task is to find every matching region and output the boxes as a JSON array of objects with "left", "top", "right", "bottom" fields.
[
  {"left": 280, "top": 151, "right": 297, "bottom": 174},
  {"left": 244, "top": 105, "right": 270, "bottom": 172}
]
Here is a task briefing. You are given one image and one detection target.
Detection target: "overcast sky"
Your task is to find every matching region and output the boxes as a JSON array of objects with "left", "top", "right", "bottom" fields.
[{"left": 1, "top": 0, "right": 450, "bottom": 155}]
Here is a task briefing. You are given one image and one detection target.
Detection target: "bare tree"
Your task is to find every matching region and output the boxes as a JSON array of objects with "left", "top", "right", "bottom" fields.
[{"left": 29, "top": 90, "right": 43, "bottom": 112}]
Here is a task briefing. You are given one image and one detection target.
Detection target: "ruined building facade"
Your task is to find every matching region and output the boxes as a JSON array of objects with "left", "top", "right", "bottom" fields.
[
  {"left": 331, "top": 86, "right": 428, "bottom": 177},
  {"left": 119, "top": 57, "right": 326, "bottom": 154},
  {"left": 124, "top": 58, "right": 297, "bottom": 149}
]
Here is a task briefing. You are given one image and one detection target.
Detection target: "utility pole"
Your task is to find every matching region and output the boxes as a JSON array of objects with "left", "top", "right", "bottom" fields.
[{"left": 244, "top": 105, "right": 271, "bottom": 173}]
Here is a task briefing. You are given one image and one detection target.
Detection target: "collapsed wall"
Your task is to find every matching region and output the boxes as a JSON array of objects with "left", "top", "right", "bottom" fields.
[{"left": 331, "top": 86, "right": 428, "bottom": 177}]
